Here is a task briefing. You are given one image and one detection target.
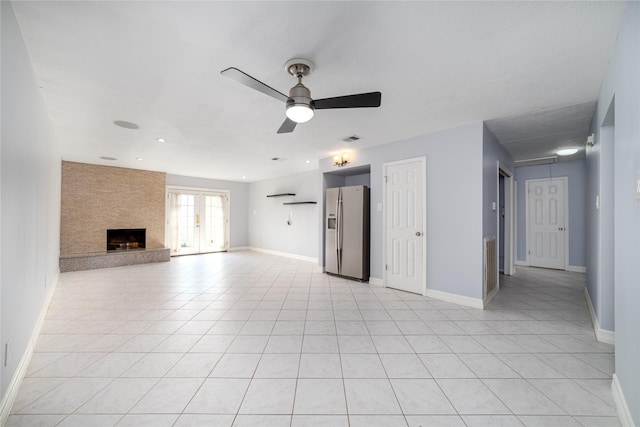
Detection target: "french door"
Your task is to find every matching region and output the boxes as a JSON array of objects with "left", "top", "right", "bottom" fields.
[{"left": 167, "top": 188, "right": 229, "bottom": 256}]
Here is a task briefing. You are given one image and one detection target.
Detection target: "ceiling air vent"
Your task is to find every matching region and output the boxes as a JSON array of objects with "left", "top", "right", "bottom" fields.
[
  {"left": 342, "top": 135, "right": 361, "bottom": 143},
  {"left": 271, "top": 157, "right": 286, "bottom": 161}
]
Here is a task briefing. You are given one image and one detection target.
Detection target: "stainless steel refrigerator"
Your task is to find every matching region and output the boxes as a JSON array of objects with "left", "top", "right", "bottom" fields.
[{"left": 325, "top": 185, "right": 370, "bottom": 281}]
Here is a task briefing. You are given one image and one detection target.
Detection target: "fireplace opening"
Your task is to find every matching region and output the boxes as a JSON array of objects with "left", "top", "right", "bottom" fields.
[{"left": 107, "top": 228, "right": 146, "bottom": 251}]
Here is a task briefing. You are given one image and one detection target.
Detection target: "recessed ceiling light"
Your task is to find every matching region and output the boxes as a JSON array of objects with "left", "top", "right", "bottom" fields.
[
  {"left": 242, "top": 176, "right": 246, "bottom": 180},
  {"left": 136, "top": 157, "right": 143, "bottom": 161},
  {"left": 156, "top": 138, "right": 166, "bottom": 143},
  {"left": 99, "top": 156, "right": 117, "bottom": 161},
  {"left": 113, "top": 120, "right": 139, "bottom": 129},
  {"left": 305, "top": 160, "right": 311, "bottom": 164},
  {"left": 557, "top": 148, "right": 579, "bottom": 156}
]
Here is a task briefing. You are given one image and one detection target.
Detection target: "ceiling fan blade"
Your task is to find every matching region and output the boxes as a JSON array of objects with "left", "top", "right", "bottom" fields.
[
  {"left": 220, "top": 67, "right": 289, "bottom": 103},
  {"left": 277, "top": 117, "right": 297, "bottom": 134},
  {"left": 314, "top": 91, "right": 381, "bottom": 109}
]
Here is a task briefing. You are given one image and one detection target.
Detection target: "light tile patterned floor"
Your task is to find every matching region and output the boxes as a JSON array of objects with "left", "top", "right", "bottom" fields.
[{"left": 7, "top": 251, "right": 620, "bottom": 426}]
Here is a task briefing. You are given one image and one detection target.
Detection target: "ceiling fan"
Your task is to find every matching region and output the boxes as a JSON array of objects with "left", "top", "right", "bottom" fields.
[{"left": 221, "top": 59, "right": 382, "bottom": 134}]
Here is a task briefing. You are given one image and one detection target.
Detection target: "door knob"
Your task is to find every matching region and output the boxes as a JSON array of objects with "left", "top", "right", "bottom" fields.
[{"left": 416, "top": 232, "right": 422, "bottom": 236}]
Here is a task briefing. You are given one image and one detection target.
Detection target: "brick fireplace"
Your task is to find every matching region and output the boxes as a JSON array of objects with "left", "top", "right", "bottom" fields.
[{"left": 59, "top": 161, "right": 170, "bottom": 271}]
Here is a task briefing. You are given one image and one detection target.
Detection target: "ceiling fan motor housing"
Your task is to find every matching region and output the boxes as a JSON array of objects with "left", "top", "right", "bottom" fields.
[{"left": 287, "top": 82, "right": 314, "bottom": 109}]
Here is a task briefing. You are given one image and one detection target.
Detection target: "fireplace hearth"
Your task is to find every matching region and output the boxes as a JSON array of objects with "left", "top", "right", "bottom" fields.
[{"left": 107, "top": 228, "right": 146, "bottom": 251}]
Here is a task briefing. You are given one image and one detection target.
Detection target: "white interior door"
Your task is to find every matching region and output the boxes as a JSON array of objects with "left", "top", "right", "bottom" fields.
[
  {"left": 167, "top": 189, "right": 228, "bottom": 256},
  {"left": 527, "top": 178, "right": 566, "bottom": 269},
  {"left": 384, "top": 157, "right": 426, "bottom": 294}
]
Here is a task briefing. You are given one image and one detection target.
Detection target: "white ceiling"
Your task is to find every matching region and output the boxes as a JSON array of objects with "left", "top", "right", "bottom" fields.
[{"left": 12, "top": 1, "right": 626, "bottom": 181}]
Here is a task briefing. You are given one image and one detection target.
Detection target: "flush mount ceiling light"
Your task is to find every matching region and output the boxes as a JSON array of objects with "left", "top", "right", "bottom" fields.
[
  {"left": 156, "top": 138, "right": 166, "bottom": 143},
  {"left": 113, "top": 120, "right": 139, "bottom": 129},
  {"left": 557, "top": 148, "right": 579, "bottom": 156},
  {"left": 333, "top": 153, "right": 350, "bottom": 167}
]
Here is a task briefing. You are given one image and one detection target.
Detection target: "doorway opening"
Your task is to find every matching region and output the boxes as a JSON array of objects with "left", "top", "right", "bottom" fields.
[
  {"left": 166, "top": 187, "right": 229, "bottom": 256},
  {"left": 597, "top": 96, "right": 615, "bottom": 337},
  {"left": 498, "top": 163, "right": 514, "bottom": 279}
]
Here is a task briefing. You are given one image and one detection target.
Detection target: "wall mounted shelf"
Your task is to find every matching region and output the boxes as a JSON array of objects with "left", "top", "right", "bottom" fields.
[
  {"left": 266, "top": 193, "right": 296, "bottom": 197},
  {"left": 283, "top": 201, "right": 317, "bottom": 205}
]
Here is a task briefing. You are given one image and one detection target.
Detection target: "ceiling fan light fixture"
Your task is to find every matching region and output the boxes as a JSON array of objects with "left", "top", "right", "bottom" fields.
[
  {"left": 286, "top": 104, "right": 314, "bottom": 123},
  {"left": 286, "top": 80, "right": 314, "bottom": 123}
]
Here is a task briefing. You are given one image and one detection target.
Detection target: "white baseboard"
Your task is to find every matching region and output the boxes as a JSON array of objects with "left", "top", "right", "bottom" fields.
[
  {"left": 248, "top": 247, "right": 318, "bottom": 264},
  {"left": 0, "top": 268, "right": 60, "bottom": 426},
  {"left": 612, "top": 374, "right": 634, "bottom": 427},
  {"left": 368, "top": 277, "right": 384, "bottom": 287},
  {"left": 514, "top": 260, "right": 587, "bottom": 274},
  {"left": 483, "top": 286, "right": 499, "bottom": 308},
  {"left": 584, "top": 287, "right": 615, "bottom": 346},
  {"left": 597, "top": 328, "right": 616, "bottom": 346},
  {"left": 228, "top": 246, "right": 250, "bottom": 252},
  {"left": 424, "top": 288, "right": 484, "bottom": 310}
]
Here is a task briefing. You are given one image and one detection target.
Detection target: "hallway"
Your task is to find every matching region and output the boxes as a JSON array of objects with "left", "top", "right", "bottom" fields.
[{"left": 7, "top": 252, "right": 618, "bottom": 426}]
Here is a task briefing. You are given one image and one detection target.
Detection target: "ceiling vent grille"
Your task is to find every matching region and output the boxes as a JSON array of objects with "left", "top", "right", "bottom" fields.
[{"left": 342, "top": 135, "right": 361, "bottom": 143}]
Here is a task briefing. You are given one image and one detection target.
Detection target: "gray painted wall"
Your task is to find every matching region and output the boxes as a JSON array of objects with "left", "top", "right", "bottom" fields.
[
  {"left": 585, "top": 115, "right": 601, "bottom": 329},
  {"left": 586, "top": 120, "right": 615, "bottom": 333},
  {"left": 248, "top": 171, "right": 320, "bottom": 259},
  {"left": 594, "top": 2, "right": 640, "bottom": 424},
  {"left": 1, "top": 1, "right": 62, "bottom": 399},
  {"left": 514, "top": 160, "right": 586, "bottom": 268},
  {"left": 598, "top": 125, "right": 615, "bottom": 332},
  {"left": 166, "top": 174, "right": 250, "bottom": 249},
  {"left": 319, "top": 122, "right": 485, "bottom": 300},
  {"left": 345, "top": 173, "right": 371, "bottom": 187},
  {"left": 499, "top": 176, "right": 505, "bottom": 270}
]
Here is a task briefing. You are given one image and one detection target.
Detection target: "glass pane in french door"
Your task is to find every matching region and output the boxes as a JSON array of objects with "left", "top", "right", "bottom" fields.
[
  {"left": 169, "top": 192, "right": 198, "bottom": 255},
  {"left": 201, "top": 194, "right": 227, "bottom": 253}
]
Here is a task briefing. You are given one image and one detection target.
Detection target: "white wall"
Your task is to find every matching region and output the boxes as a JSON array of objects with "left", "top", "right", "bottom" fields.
[
  {"left": 248, "top": 171, "right": 320, "bottom": 260},
  {"left": 320, "top": 122, "right": 485, "bottom": 300},
  {"left": 591, "top": 2, "right": 640, "bottom": 424},
  {"left": 1, "top": 0, "right": 61, "bottom": 407},
  {"left": 166, "top": 174, "right": 250, "bottom": 249}
]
